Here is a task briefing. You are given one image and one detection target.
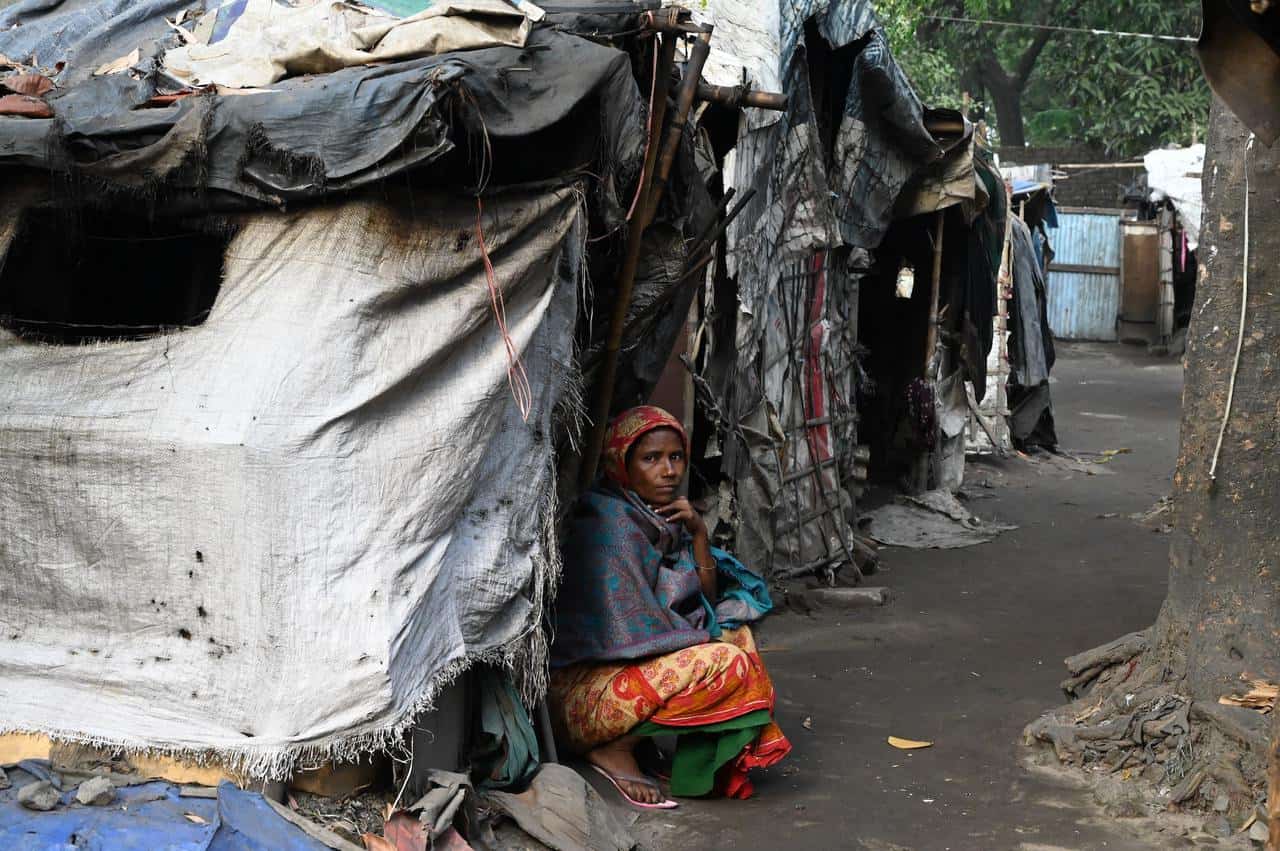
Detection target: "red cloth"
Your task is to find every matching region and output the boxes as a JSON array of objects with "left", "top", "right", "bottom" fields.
[{"left": 601, "top": 405, "right": 687, "bottom": 490}]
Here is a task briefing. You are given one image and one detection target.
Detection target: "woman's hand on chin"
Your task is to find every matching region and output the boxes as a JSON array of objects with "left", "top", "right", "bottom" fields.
[{"left": 655, "top": 497, "right": 707, "bottom": 539}]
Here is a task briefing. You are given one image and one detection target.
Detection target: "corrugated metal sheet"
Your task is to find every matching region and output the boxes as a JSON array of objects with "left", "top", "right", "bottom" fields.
[{"left": 1047, "top": 211, "right": 1121, "bottom": 341}]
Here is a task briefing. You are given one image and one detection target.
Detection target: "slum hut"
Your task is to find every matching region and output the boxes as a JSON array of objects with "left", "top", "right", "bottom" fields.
[
  {"left": 1004, "top": 149, "right": 1198, "bottom": 356},
  {"left": 0, "top": 0, "right": 996, "bottom": 840},
  {"left": 648, "top": 0, "right": 1001, "bottom": 585},
  {"left": 0, "top": 0, "right": 729, "bottom": 807}
]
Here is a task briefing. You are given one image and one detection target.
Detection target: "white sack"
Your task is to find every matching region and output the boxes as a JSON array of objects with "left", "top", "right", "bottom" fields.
[
  {"left": 0, "top": 184, "right": 583, "bottom": 778},
  {"left": 166, "top": 0, "right": 530, "bottom": 88},
  {"left": 1144, "top": 144, "right": 1204, "bottom": 250}
]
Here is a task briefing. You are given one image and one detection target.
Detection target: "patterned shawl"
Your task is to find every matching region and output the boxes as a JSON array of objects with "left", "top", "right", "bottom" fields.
[{"left": 551, "top": 407, "right": 708, "bottom": 667}]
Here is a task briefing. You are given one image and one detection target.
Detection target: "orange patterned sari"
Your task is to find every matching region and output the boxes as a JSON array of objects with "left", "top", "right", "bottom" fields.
[{"left": 549, "top": 626, "right": 790, "bottom": 799}]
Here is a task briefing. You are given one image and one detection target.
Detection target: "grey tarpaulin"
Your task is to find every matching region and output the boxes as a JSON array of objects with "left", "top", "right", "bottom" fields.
[
  {"left": 0, "top": 182, "right": 585, "bottom": 779},
  {"left": 0, "top": 3, "right": 643, "bottom": 213},
  {"left": 723, "top": 11, "right": 945, "bottom": 323},
  {"left": 860, "top": 489, "right": 1016, "bottom": 550}
]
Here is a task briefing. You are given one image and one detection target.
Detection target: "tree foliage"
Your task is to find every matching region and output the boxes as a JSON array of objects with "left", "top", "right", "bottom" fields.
[{"left": 876, "top": 0, "right": 1210, "bottom": 156}]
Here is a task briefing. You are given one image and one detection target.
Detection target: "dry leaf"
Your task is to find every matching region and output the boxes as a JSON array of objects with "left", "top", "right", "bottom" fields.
[
  {"left": 801, "top": 716, "right": 812, "bottom": 730},
  {"left": 1218, "top": 676, "right": 1278, "bottom": 713},
  {"left": 183, "top": 812, "right": 208, "bottom": 824},
  {"left": 0, "top": 93, "right": 53, "bottom": 118},
  {"left": 93, "top": 48, "right": 140, "bottom": 77},
  {"left": 2, "top": 73, "right": 53, "bottom": 96},
  {"left": 361, "top": 834, "right": 398, "bottom": 851},
  {"left": 888, "top": 736, "right": 933, "bottom": 750}
]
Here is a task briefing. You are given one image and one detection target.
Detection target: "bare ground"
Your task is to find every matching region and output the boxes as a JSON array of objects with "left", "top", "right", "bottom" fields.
[{"left": 629, "top": 343, "right": 1257, "bottom": 850}]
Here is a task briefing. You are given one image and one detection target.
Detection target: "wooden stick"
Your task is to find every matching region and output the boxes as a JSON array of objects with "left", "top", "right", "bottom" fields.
[
  {"left": 264, "top": 797, "right": 365, "bottom": 851},
  {"left": 579, "top": 28, "right": 714, "bottom": 489},
  {"left": 923, "top": 209, "right": 946, "bottom": 378},
  {"left": 1267, "top": 705, "right": 1280, "bottom": 850},
  {"left": 695, "top": 82, "right": 787, "bottom": 111},
  {"left": 576, "top": 33, "right": 679, "bottom": 488}
]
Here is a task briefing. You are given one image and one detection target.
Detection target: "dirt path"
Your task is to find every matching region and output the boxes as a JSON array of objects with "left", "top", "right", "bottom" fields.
[{"left": 635, "top": 343, "right": 1193, "bottom": 850}]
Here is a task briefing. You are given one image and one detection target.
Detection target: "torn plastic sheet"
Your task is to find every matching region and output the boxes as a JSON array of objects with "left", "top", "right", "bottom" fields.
[
  {"left": 481, "top": 763, "right": 635, "bottom": 851},
  {"left": 860, "top": 490, "right": 1016, "bottom": 550},
  {"left": 0, "top": 184, "right": 584, "bottom": 779},
  {"left": 702, "top": 2, "right": 949, "bottom": 579},
  {"left": 0, "top": 768, "right": 328, "bottom": 851},
  {"left": 1144, "top": 144, "right": 1204, "bottom": 251}
]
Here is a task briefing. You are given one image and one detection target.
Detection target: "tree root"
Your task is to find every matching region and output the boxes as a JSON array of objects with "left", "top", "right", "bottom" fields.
[
  {"left": 1026, "top": 635, "right": 1271, "bottom": 821},
  {"left": 1059, "top": 629, "right": 1149, "bottom": 699}
]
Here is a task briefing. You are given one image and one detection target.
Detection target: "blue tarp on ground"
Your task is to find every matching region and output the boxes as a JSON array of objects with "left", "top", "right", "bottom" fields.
[{"left": 0, "top": 765, "right": 328, "bottom": 851}]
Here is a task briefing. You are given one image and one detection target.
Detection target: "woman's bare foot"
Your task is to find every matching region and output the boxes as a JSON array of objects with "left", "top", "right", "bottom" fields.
[{"left": 586, "top": 736, "right": 664, "bottom": 805}]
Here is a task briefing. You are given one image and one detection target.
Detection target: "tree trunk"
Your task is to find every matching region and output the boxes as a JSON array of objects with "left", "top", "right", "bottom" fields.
[
  {"left": 1151, "top": 97, "right": 1280, "bottom": 702},
  {"left": 983, "top": 73, "right": 1027, "bottom": 148},
  {"left": 1027, "top": 96, "right": 1280, "bottom": 814}
]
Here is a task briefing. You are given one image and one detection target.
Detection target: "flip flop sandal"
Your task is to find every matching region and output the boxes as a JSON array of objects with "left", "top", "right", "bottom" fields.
[{"left": 588, "top": 764, "right": 678, "bottom": 810}]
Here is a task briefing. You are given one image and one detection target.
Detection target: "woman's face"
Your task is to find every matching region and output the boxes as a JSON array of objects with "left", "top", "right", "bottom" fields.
[{"left": 625, "top": 427, "right": 686, "bottom": 507}]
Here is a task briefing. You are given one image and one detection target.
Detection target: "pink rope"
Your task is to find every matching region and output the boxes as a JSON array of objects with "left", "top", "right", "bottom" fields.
[
  {"left": 625, "top": 40, "right": 659, "bottom": 222},
  {"left": 476, "top": 197, "right": 533, "bottom": 422}
]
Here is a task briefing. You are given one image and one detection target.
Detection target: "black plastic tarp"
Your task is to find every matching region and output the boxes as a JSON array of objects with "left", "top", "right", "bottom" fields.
[{"left": 0, "top": 2, "right": 644, "bottom": 212}]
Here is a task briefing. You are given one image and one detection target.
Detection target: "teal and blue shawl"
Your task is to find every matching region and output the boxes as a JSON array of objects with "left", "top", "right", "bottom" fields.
[{"left": 551, "top": 483, "right": 772, "bottom": 668}]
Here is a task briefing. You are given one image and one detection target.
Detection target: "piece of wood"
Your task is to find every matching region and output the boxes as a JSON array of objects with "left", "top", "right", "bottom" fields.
[
  {"left": 291, "top": 756, "right": 386, "bottom": 797},
  {"left": 578, "top": 29, "right": 693, "bottom": 489},
  {"left": 0, "top": 733, "right": 51, "bottom": 764},
  {"left": 1218, "top": 677, "right": 1279, "bottom": 712},
  {"left": 803, "top": 587, "right": 891, "bottom": 609},
  {"left": 0, "top": 734, "right": 235, "bottom": 786},
  {"left": 923, "top": 209, "right": 946, "bottom": 377},
  {"left": 264, "top": 796, "right": 366, "bottom": 851},
  {"left": 179, "top": 786, "right": 220, "bottom": 799},
  {"left": 0, "top": 733, "right": 396, "bottom": 799}
]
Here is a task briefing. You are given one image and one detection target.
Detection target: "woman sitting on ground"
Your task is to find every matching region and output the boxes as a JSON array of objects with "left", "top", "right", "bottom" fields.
[{"left": 549, "top": 405, "right": 790, "bottom": 808}]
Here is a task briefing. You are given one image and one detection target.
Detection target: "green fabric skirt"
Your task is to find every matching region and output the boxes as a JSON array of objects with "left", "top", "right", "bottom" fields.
[{"left": 631, "top": 709, "right": 772, "bottom": 797}]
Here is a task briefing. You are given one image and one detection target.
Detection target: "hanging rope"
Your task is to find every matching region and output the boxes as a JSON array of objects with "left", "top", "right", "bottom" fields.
[
  {"left": 922, "top": 14, "right": 1197, "bottom": 44},
  {"left": 475, "top": 197, "right": 533, "bottom": 423},
  {"left": 1208, "top": 134, "right": 1255, "bottom": 483},
  {"left": 625, "top": 39, "right": 660, "bottom": 222}
]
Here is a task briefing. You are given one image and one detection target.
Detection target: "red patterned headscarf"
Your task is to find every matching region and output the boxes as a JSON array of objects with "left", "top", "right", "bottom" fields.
[{"left": 601, "top": 405, "right": 688, "bottom": 489}]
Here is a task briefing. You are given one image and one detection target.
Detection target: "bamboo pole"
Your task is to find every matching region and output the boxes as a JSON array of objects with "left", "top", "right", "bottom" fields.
[
  {"left": 578, "top": 26, "right": 714, "bottom": 489},
  {"left": 923, "top": 210, "right": 947, "bottom": 378},
  {"left": 911, "top": 209, "right": 947, "bottom": 493}
]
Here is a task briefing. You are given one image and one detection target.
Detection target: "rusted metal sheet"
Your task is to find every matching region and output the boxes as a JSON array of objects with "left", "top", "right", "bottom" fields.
[{"left": 1046, "top": 210, "right": 1122, "bottom": 341}]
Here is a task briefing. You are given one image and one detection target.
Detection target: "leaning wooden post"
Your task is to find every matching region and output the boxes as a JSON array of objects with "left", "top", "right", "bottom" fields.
[
  {"left": 911, "top": 209, "right": 946, "bottom": 493},
  {"left": 578, "top": 23, "right": 714, "bottom": 488},
  {"left": 923, "top": 209, "right": 946, "bottom": 378}
]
